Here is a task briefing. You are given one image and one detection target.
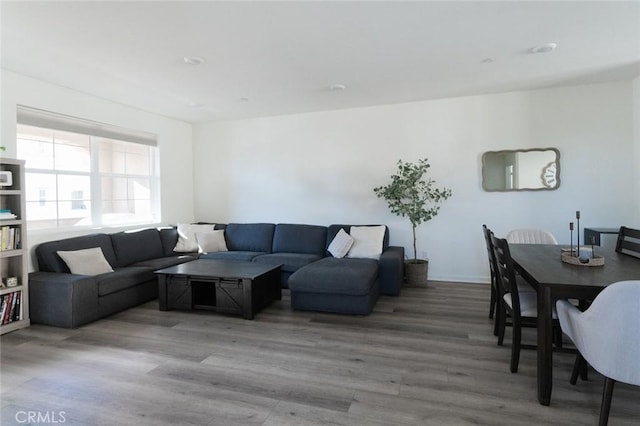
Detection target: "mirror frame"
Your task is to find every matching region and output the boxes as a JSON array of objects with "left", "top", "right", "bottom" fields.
[{"left": 481, "top": 148, "right": 561, "bottom": 192}]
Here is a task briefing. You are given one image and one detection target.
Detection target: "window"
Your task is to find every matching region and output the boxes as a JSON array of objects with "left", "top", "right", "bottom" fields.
[{"left": 16, "top": 106, "right": 160, "bottom": 230}]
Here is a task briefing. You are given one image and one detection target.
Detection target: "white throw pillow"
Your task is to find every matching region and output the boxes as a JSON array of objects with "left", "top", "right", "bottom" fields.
[
  {"left": 195, "top": 230, "right": 228, "bottom": 253},
  {"left": 347, "top": 225, "right": 386, "bottom": 260},
  {"left": 328, "top": 228, "right": 354, "bottom": 258},
  {"left": 57, "top": 247, "right": 114, "bottom": 276},
  {"left": 174, "top": 223, "right": 215, "bottom": 252}
]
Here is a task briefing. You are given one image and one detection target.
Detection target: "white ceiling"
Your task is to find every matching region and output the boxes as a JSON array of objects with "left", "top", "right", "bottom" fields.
[{"left": 2, "top": 1, "right": 639, "bottom": 124}]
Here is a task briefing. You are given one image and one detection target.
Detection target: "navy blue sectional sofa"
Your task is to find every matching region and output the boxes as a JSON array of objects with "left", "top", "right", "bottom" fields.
[{"left": 29, "top": 223, "right": 404, "bottom": 327}]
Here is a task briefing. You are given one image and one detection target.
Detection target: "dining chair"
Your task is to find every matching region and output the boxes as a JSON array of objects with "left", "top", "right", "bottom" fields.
[
  {"left": 491, "top": 234, "right": 559, "bottom": 373},
  {"left": 484, "top": 226, "right": 536, "bottom": 337},
  {"left": 556, "top": 280, "right": 640, "bottom": 426},
  {"left": 506, "top": 228, "right": 558, "bottom": 245},
  {"left": 482, "top": 225, "right": 498, "bottom": 323},
  {"left": 615, "top": 226, "right": 640, "bottom": 258}
]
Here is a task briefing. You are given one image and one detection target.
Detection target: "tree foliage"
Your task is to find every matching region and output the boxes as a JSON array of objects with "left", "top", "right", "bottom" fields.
[{"left": 374, "top": 158, "right": 452, "bottom": 261}]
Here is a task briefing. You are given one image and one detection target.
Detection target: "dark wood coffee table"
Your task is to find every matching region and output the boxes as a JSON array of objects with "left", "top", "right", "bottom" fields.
[{"left": 155, "top": 259, "right": 281, "bottom": 320}]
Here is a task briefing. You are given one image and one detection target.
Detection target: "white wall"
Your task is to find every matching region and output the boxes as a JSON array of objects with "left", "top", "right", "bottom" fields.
[
  {"left": 193, "top": 81, "right": 636, "bottom": 283},
  {"left": 1, "top": 71, "right": 195, "bottom": 269}
]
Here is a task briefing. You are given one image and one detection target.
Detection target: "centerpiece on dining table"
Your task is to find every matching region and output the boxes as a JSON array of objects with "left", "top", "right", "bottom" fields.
[{"left": 561, "top": 210, "right": 605, "bottom": 266}]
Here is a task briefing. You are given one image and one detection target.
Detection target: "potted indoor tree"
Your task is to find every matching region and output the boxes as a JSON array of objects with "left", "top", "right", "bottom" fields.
[{"left": 374, "top": 158, "right": 452, "bottom": 286}]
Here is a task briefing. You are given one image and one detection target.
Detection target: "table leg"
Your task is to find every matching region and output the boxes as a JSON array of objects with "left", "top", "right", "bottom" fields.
[
  {"left": 158, "top": 275, "right": 169, "bottom": 311},
  {"left": 537, "top": 285, "right": 553, "bottom": 405},
  {"left": 270, "top": 268, "right": 282, "bottom": 301},
  {"left": 242, "top": 278, "right": 253, "bottom": 320}
]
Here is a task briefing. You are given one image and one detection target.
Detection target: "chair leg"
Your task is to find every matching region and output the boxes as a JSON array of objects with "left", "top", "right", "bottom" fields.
[
  {"left": 492, "top": 282, "right": 500, "bottom": 337},
  {"left": 580, "top": 359, "right": 589, "bottom": 381},
  {"left": 570, "top": 353, "right": 584, "bottom": 385},
  {"left": 497, "top": 304, "right": 506, "bottom": 346},
  {"left": 510, "top": 319, "right": 521, "bottom": 373},
  {"left": 599, "top": 377, "right": 616, "bottom": 426},
  {"left": 554, "top": 327, "right": 563, "bottom": 348},
  {"left": 489, "top": 276, "right": 496, "bottom": 320}
]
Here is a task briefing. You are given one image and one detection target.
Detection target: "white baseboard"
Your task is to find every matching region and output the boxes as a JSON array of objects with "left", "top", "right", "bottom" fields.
[{"left": 427, "top": 274, "right": 490, "bottom": 284}]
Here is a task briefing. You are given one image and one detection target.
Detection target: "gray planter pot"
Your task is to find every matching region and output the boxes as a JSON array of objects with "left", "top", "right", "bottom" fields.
[{"left": 405, "top": 259, "right": 428, "bottom": 287}]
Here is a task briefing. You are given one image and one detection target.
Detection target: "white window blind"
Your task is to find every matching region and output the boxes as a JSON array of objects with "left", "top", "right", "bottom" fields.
[
  {"left": 17, "top": 105, "right": 157, "bottom": 146},
  {"left": 16, "top": 106, "right": 160, "bottom": 230}
]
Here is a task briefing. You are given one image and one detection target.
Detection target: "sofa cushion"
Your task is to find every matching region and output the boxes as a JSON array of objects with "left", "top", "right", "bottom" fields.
[
  {"left": 195, "top": 230, "right": 228, "bottom": 253},
  {"left": 272, "top": 224, "right": 327, "bottom": 255},
  {"left": 96, "top": 267, "right": 155, "bottom": 297},
  {"left": 159, "top": 227, "right": 180, "bottom": 257},
  {"left": 174, "top": 223, "right": 215, "bottom": 252},
  {"left": 327, "top": 228, "right": 354, "bottom": 259},
  {"left": 160, "top": 225, "right": 226, "bottom": 256},
  {"left": 111, "top": 228, "right": 164, "bottom": 267},
  {"left": 57, "top": 247, "right": 114, "bottom": 276},
  {"left": 288, "top": 257, "right": 378, "bottom": 296},
  {"left": 225, "top": 223, "right": 275, "bottom": 252},
  {"left": 347, "top": 225, "right": 386, "bottom": 260},
  {"left": 132, "top": 255, "right": 197, "bottom": 271},
  {"left": 199, "top": 251, "right": 266, "bottom": 262},
  {"left": 252, "top": 253, "right": 323, "bottom": 273},
  {"left": 327, "top": 225, "right": 389, "bottom": 255},
  {"left": 36, "top": 234, "right": 118, "bottom": 273}
]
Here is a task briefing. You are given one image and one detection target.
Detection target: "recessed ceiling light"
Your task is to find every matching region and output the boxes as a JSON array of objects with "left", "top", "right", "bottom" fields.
[
  {"left": 530, "top": 43, "right": 557, "bottom": 54},
  {"left": 328, "top": 84, "right": 346, "bottom": 92},
  {"left": 183, "top": 56, "right": 206, "bottom": 65}
]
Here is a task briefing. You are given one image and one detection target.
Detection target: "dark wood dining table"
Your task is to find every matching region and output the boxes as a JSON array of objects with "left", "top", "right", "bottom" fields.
[{"left": 509, "top": 243, "right": 640, "bottom": 406}]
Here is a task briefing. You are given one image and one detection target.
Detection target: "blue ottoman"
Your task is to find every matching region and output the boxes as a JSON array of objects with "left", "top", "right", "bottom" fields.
[{"left": 288, "top": 257, "right": 379, "bottom": 315}]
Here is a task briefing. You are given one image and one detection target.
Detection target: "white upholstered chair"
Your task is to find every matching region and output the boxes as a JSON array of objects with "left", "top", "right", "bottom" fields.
[
  {"left": 556, "top": 280, "right": 640, "bottom": 426},
  {"left": 506, "top": 229, "right": 558, "bottom": 245}
]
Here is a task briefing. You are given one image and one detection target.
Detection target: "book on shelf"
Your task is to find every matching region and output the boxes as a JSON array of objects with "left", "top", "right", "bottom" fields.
[
  {"left": 0, "top": 291, "right": 21, "bottom": 325},
  {"left": 2, "top": 292, "right": 14, "bottom": 324},
  {"left": 0, "top": 211, "right": 18, "bottom": 220},
  {"left": 12, "top": 291, "right": 20, "bottom": 322},
  {"left": 0, "top": 226, "right": 21, "bottom": 250},
  {"left": 0, "top": 296, "right": 6, "bottom": 323}
]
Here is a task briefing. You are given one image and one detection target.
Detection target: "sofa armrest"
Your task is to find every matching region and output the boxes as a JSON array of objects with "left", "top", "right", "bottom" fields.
[
  {"left": 29, "top": 272, "right": 99, "bottom": 328},
  {"left": 378, "top": 246, "right": 404, "bottom": 296}
]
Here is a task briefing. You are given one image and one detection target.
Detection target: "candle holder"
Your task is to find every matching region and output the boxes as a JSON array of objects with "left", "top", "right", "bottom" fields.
[
  {"left": 569, "top": 222, "right": 574, "bottom": 255},
  {"left": 576, "top": 210, "right": 580, "bottom": 257},
  {"left": 561, "top": 211, "right": 605, "bottom": 266}
]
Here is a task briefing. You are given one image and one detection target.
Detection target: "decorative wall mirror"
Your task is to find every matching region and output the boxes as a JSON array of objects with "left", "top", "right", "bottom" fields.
[{"left": 481, "top": 148, "right": 560, "bottom": 191}]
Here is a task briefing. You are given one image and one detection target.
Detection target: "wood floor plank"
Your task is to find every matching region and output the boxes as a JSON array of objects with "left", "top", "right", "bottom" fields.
[
  {"left": 148, "top": 359, "right": 355, "bottom": 412},
  {"left": 1, "top": 281, "right": 638, "bottom": 425},
  {"left": 262, "top": 400, "right": 393, "bottom": 426}
]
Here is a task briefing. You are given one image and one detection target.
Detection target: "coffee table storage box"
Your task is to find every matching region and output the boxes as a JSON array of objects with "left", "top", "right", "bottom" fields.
[
  {"left": 196, "top": 276, "right": 277, "bottom": 315},
  {"left": 155, "top": 259, "right": 281, "bottom": 319},
  {"left": 163, "top": 276, "right": 247, "bottom": 313},
  {"left": 165, "top": 276, "right": 192, "bottom": 310}
]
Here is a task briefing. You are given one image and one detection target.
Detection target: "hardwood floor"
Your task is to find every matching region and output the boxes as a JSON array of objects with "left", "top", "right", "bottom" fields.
[{"left": 1, "top": 281, "right": 638, "bottom": 425}]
